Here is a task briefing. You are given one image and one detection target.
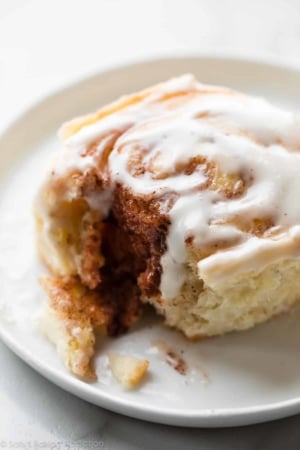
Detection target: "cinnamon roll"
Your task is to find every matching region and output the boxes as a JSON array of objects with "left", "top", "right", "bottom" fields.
[{"left": 35, "top": 74, "right": 300, "bottom": 379}]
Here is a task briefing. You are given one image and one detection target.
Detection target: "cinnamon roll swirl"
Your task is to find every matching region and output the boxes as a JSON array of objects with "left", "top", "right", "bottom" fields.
[{"left": 35, "top": 75, "right": 300, "bottom": 379}]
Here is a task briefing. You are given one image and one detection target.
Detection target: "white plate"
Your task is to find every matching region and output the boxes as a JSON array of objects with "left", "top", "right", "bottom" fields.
[{"left": 1, "top": 57, "right": 300, "bottom": 428}]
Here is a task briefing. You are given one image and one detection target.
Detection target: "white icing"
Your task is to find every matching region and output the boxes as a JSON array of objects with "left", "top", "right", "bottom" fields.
[
  {"left": 198, "top": 226, "right": 300, "bottom": 287},
  {"left": 40, "top": 74, "right": 300, "bottom": 300}
]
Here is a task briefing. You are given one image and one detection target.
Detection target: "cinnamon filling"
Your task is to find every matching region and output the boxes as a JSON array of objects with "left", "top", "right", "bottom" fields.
[{"left": 96, "top": 184, "right": 169, "bottom": 336}]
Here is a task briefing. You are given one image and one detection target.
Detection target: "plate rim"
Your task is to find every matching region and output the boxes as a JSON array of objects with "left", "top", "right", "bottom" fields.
[
  {"left": 2, "top": 51, "right": 300, "bottom": 136},
  {"left": 1, "top": 55, "right": 300, "bottom": 427}
]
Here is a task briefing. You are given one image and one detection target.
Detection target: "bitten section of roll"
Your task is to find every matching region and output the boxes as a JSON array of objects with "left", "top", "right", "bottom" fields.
[{"left": 35, "top": 75, "right": 300, "bottom": 378}]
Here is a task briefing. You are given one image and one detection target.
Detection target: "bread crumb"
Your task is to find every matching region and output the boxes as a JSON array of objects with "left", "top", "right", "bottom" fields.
[{"left": 108, "top": 353, "right": 149, "bottom": 389}]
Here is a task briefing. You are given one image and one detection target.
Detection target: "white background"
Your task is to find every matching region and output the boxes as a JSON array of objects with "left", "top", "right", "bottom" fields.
[{"left": 1, "top": 1, "right": 300, "bottom": 448}]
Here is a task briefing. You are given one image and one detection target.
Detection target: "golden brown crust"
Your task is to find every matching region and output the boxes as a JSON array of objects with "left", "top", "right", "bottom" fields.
[{"left": 58, "top": 77, "right": 223, "bottom": 141}]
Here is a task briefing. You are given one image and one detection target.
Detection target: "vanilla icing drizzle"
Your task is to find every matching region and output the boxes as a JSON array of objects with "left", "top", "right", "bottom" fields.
[{"left": 50, "top": 75, "right": 300, "bottom": 299}]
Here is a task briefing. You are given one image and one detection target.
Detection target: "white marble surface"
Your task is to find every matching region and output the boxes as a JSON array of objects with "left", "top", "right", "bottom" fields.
[{"left": 1, "top": 0, "right": 300, "bottom": 448}]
